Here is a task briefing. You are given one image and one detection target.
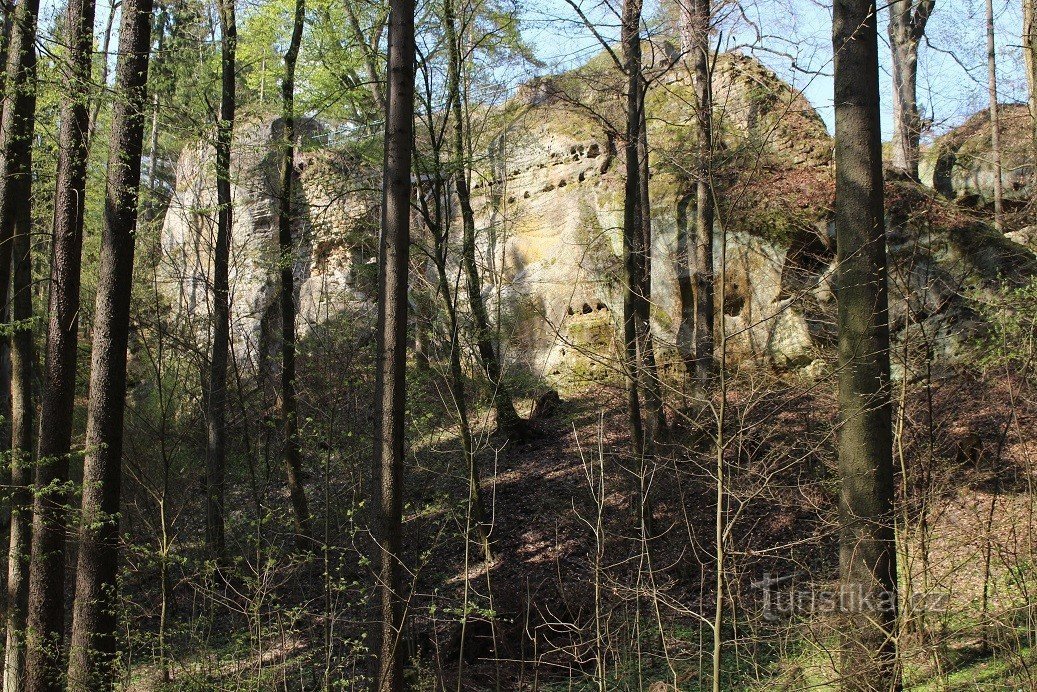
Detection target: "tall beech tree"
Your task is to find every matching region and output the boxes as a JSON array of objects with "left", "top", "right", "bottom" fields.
[
  {"left": 206, "top": 0, "right": 236, "bottom": 559},
  {"left": 0, "top": 0, "right": 40, "bottom": 685},
  {"left": 888, "top": 0, "right": 933, "bottom": 179},
  {"left": 621, "top": 0, "right": 650, "bottom": 526},
  {"left": 372, "top": 0, "right": 415, "bottom": 686},
  {"left": 275, "top": 0, "right": 313, "bottom": 543},
  {"left": 833, "top": 0, "right": 898, "bottom": 688},
  {"left": 0, "top": 1, "right": 39, "bottom": 691},
  {"left": 23, "top": 0, "right": 95, "bottom": 686},
  {"left": 446, "top": 0, "right": 526, "bottom": 439},
  {"left": 678, "top": 0, "right": 715, "bottom": 387},
  {"left": 66, "top": 0, "right": 155, "bottom": 684}
]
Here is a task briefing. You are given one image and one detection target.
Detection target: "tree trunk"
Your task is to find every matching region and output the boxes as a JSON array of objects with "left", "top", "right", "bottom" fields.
[
  {"left": 0, "top": 3, "right": 45, "bottom": 692},
  {"left": 372, "top": 0, "right": 414, "bottom": 687},
  {"left": 678, "top": 0, "right": 714, "bottom": 387},
  {"left": 276, "top": 0, "right": 312, "bottom": 545},
  {"left": 622, "top": 0, "right": 651, "bottom": 528},
  {"left": 888, "top": 0, "right": 933, "bottom": 179},
  {"left": 987, "top": 0, "right": 1004, "bottom": 231},
  {"left": 6, "top": 150, "right": 34, "bottom": 692},
  {"left": 444, "top": 9, "right": 523, "bottom": 438},
  {"left": 833, "top": 0, "right": 898, "bottom": 688},
  {"left": 432, "top": 232, "right": 492, "bottom": 561},
  {"left": 428, "top": 0, "right": 494, "bottom": 555},
  {"left": 0, "top": 1, "right": 38, "bottom": 682},
  {"left": 206, "top": 0, "right": 235, "bottom": 560},
  {"left": 87, "top": 0, "right": 119, "bottom": 144},
  {"left": 65, "top": 0, "right": 154, "bottom": 685},
  {"left": 637, "top": 104, "right": 661, "bottom": 534},
  {"left": 0, "top": 3, "right": 15, "bottom": 634},
  {"left": 28, "top": 0, "right": 95, "bottom": 628},
  {"left": 1025, "top": 0, "right": 1037, "bottom": 150}
]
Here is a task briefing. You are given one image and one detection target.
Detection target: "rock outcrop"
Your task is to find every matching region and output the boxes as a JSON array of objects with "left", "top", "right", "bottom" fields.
[
  {"left": 157, "top": 118, "right": 378, "bottom": 367},
  {"left": 157, "top": 52, "right": 1037, "bottom": 382},
  {"left": 921, "top": 104, "right": 1035, "bottom": 206}
]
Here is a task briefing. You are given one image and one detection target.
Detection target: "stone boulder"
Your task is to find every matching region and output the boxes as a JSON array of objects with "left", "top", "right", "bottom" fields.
[{"left": 920, "top": 104, "right": 1035, "bottom": 206}]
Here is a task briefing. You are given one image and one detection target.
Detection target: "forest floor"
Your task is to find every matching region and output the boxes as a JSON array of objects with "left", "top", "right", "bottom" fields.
[{"left": 125, "top": 366, "right": 1037, "bottom": 690}]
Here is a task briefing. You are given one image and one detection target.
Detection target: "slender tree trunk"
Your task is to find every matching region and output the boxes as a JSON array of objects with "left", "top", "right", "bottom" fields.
[
  {"left": 444, "top": 6, "right": 523, "bottom": 438},
  {"left": 144, "top": 8, "right": 164, "bottom": 209},
  {"left": 0, "top": 3, "right": 45, "bottom": 692},
  {"left": 986, "top": 0, "right": 1004, "bottom": 230},
  {"left": 888, "top": 1, "right": 933, "bottom": 180},
  {"left": 28, "top": 7, "right": 95, "bottom": 676},
  {"left": 0, "top": 1, "right": 38, "bottom": 682},
  {"left": 87, "top": 0, "right": 120, "bottom": 144},
  {"left": 1025, "top": 0, "right": 1037, "bottom": 150},
  {"left": 344, "top": 2, "right": 384, "bottom": 112},
  {"left": 434, "top": 247, "right": 492, "bottom": 561},
  {"left": 833, "top": 0, "right": 898, "bottom": 688},
  {"left": 677, "top": 0, "right": 714, "bottom": 387},
  {"left": 65, "top": 0, "right": 154, "bottom": 685},
  {"left": 6, "top": 147, "right": 34, "bottom": 692},
  {"left": 621, "top": 0, "right": 651, "bottom": 528},
  {"left": 0, "top": 6, "right": 15, "bottom": 632},
  {"left": 206, "top": 0, "right": 235, "bottom": 560},
  {"left": 372, "top": 0, "right": 414, "bottom": 687},
  {"left": 275, "top": 0, "right": 312, "bottom": 544},
  {"left": 637, "top": 105, "right": 660, "bottom": 535}
]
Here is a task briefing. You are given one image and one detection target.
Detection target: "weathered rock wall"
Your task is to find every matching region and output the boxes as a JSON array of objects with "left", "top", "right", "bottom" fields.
[
  {"left": 158, "top": 118, "right": 378, "bottom": 368},
  {"left": 157, "top": 53, "right": 1037, "bottom": 384}
]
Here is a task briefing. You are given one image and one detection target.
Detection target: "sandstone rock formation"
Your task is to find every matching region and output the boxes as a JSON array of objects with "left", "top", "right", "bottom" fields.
[
  {"left": 157, "top": 117, "right": 378, "bottom": 368},
  {"left": 920, "top": 104, "right": 1035, "bottom": 206},
  {"left": 157, "top": 53, "right": 1037, "bottom": 383}
]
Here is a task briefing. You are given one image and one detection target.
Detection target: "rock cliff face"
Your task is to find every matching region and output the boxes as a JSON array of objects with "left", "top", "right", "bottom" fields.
[
  {"left": 158, "top": 118, "right": 378, "bottom": 367},
  {"left": 157, "top": 53, "right": 1037, "bottom": 381},
  {"left": 469, "top": 51, "right": 834, "bottom": 378}
]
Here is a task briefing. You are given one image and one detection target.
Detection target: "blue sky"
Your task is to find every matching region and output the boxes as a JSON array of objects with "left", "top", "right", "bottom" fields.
[
  {"left": 521, "top": 0, "right": 1030, "bottom": 140},
  {"left": 62, "top": 0, "right": 1030, "bottom": 143}
]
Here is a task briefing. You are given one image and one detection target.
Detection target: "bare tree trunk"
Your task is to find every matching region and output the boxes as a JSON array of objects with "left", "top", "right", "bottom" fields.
[
  {"left": 65, "top": 0, "right": 154, "bottom": 685},
  {"left": 206, "top": 0, "right": 235, "bottom": 560},
  {"left": 0, "top": 4, "right": 47, "bottom": 692},
  {"left": 344, "top": 1, "right": 385, "bottom": 112},
  {"left": 677, "top": 0, "right": 714, "bottom": 387},
  {"left": 987, "top": 0, "right": 1004, "bottom": 230},
  {"left": 87, "top": 0, "right": 120, "bottom": 144},
  {"left": 0, "top": 5, "right": 15, "bottom": 632},
  {"left": 637, "top": 105, "right": 660, "bottom": 534},
  {"left": 444, "top": 6, "right": 524, "bottom": 438},
  {"left": 621, "top": 0, "right": 652, "bottom": 531},
  {"left": 431, "top": 226, "right": 493, "bottom": 561},
  {"left": 888, "top": 0, "right": 933, "bottom": 180},
  {"left": 0, "top": 1, "right": 38, "bottom": 682},
  {"left": 833, "top": 0, "right": 898, "bottom": 688},
  {"left": 421, "top": 7, "right": 494, "bottom": 554},
  {"left": 143, "top": 8, "right": 164, "bottom": 212},
  {"left": 27, "top": 6, "right": 95, "bottom": 671},
  {"left": 1025, "top": 0, "right": 1037, "bottom": 150},
  {"left": 372, "top": 0, "right": 414, "bottom": 686},
  {"left": 275, "top": 0, "right": 312, "bottom": 544},
  {"left": 6, "top": 150, "right": 33, "bottom": 692}
]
